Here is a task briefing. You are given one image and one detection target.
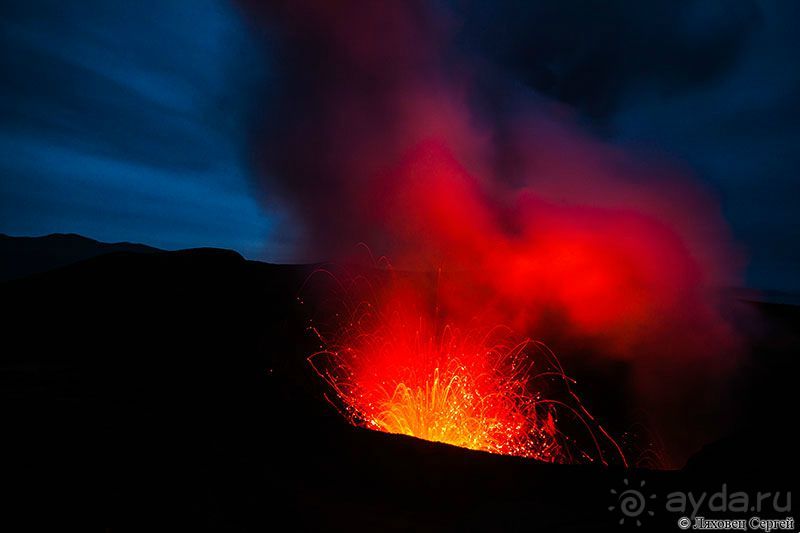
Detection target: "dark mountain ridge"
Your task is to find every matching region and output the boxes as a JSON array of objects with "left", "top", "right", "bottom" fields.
[{"left": 0, "top": 233, "right": 160, "bottom": 282}]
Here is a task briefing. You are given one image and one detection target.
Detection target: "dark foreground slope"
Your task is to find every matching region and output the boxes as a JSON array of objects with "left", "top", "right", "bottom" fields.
[{"left": 1, "top": 243, "right": 796, "bottom": 531}]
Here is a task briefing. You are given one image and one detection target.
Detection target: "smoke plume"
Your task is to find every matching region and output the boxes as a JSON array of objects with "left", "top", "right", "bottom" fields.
[{"left": 242, "top": 0, "right": 745, "bottom": 463}]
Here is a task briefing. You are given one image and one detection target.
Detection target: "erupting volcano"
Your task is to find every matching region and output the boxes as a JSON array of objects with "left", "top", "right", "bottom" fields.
[
  {"left": 247, "top": 0, "right": 745, "bottom": 465},
  {"left": 6, "top": 0, "right": 800, "bottom": 529}
]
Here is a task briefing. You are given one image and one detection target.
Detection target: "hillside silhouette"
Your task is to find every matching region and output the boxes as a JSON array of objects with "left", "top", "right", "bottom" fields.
[{"left": 0, "top": 233, "right": 159, "bottom": 282}]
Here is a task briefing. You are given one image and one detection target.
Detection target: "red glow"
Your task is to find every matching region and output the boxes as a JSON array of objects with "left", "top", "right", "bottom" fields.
[{"left": 366, "top": 140, "right": 737, "bottom": 362}]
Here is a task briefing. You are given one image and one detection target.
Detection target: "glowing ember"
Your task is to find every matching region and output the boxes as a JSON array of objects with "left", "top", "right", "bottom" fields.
[{"left": 304, "top": 268, "right": 627, "bottom": 465}]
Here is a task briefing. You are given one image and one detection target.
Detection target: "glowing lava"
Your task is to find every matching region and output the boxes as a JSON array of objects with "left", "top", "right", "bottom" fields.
[{"left": 305, "top": 268, "right": 627, "bottom": 465}]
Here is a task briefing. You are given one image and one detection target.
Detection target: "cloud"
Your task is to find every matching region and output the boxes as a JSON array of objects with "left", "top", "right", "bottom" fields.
[{"left": 0, "top": 0, "right": 287, "bottom": 259}]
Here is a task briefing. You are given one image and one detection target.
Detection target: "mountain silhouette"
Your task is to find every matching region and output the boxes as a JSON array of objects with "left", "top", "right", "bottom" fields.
[{"left": 0, "top": 233, "right": 160, "bottom": 282}]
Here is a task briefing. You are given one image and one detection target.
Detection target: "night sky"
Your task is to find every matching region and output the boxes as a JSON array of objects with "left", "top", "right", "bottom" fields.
[{"left": 1, "top": 0, "right": 798, "bottom": 291}]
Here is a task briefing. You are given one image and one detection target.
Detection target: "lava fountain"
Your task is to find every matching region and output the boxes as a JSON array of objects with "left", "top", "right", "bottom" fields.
[{"left": 303, "top": 266, "right": 627, "bottom": 465}]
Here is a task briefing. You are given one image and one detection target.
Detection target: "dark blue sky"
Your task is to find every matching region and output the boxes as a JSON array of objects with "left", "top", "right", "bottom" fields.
[
  {"left": 0, "top": 0, "right": 293, "bottom": 260},
  {"left": 1, "top": 0, "right": 798, "bottom": 290}
]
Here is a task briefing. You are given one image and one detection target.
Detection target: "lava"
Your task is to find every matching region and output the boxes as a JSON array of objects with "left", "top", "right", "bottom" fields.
[{"left": 304, "top": 267, "right": 627, "bottom": 465}]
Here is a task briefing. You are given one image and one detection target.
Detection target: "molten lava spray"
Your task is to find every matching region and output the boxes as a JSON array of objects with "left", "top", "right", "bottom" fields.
[
  {"left": 243, "top": 1, "right": 745, "bottom": 464},
  {"left": 304, "top": 267, "right": 627, "bottom": 464}
]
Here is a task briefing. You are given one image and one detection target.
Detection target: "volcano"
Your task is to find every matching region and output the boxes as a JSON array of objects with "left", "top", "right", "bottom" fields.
[{"left": 2, "top": 234, "right": 796, "bottom": 531}]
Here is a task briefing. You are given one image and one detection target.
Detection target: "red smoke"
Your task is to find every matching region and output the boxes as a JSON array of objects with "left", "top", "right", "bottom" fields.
[
  {"left": 244, "top": 0, "right": 744, "bottom": 463},
  {"left": 369, "top": 139, "right": 738, "bottom": 362}
]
